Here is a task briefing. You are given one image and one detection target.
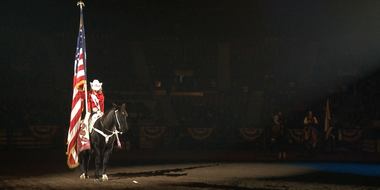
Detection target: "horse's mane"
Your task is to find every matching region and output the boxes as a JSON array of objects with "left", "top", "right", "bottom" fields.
[{"left": 100, "top": 107, "right": 117, "bottom": 128}]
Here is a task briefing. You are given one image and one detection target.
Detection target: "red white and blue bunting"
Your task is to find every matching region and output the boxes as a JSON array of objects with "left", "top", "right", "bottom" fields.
[
  {"left": 28, "top": 126, "right": 59, "bottom": 140},
  {"left": 140, "top": 127, "right": 167, "bottom": 140},
  {"left": 288, "top": 129, "right": 305, "bottom": 143},
  {"left": 341, "top": 129, "right": 362, "bottom": 144},
  {"left": 287, "top": 129, "right": 363, "bottom": 144},
  {"left": 238, "top": 128, "right": 264, "bottom": 142},
  {"left": 138, "top": 127, "right": 363, "bottom": 144},
  {"left": 187, "top": 128, "right": 214, "bottom": 141}
]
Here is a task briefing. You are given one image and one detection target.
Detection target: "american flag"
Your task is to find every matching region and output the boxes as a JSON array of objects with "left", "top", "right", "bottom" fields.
[{"left": 67, "top": 4, "right": 88, "bottom": 169}]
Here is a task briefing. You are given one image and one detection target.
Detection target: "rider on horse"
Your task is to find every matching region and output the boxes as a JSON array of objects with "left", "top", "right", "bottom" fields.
[
  {"left": 272, "top": 111, "right": 291, "bottom": 159},
  {"left": 303, "top": 111, "right": 318, "bottom": 157},
  {"left": 303, "top": 110, "right": 318, "bottom": 127},
  {"left": 86, "top": 79, "right": 104, "bottom": 133}
]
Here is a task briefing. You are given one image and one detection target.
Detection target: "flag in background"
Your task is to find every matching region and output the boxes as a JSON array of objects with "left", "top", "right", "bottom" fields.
[
  {"left": 324, "top": 98, "right": 331, "bottom": 132},
  {"left": 67, "top": 3, "right": 88, "bottom": 169}
]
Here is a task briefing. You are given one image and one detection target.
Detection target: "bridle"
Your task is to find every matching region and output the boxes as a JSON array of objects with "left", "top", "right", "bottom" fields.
[{"left": 114, "top": 110, "right": 122, "bottom": 133}]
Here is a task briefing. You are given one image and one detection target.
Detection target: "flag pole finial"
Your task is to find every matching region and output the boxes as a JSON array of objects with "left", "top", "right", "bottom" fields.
[{"left": 77, "top": 1, "right": 85, "bottom": 9}]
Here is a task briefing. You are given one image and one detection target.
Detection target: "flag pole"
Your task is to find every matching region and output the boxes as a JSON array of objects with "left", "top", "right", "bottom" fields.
[
  {"left": 77, "top": 1, "right": 90, "bottom": 125},
  {"left": 67, "top": 0, "right": 89, "bottom": 168},
  {"left": 325, "top": 98, "right": 330, "bottom": 132}
]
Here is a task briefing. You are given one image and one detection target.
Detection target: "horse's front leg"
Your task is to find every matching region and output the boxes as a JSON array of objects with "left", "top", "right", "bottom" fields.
[
  {"left": 79, "top": 150, "right": 90, "bottom": 179},
  {"left": 94, "top": 147, "right": 101, "bottom": 180},
  {"left": 101, "top": 147, "right": 113, "bottom": 181}
]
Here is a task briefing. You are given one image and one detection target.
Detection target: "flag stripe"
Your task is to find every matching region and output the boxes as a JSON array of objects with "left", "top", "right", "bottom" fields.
[
  {"left": 77, "top": 70, "right": 85, "bottom": 78},
  {"left": 68, "top": 119, "right": 81, "bottom": 142},
  {"left": 70, "top": 97, "right": 82, "bottom": 122}
]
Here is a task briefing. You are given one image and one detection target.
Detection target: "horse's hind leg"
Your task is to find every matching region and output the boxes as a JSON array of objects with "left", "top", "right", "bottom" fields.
[
  {"left": 84, "top": 150, "right": 92, "bottom": 178},
  {"left": 79, "top": 151, "right": 87, "bottom": 179},
  {"left": 101, "top": 148, "right": 113, "bottom": 181},
  {"left": 79, "top": 152, "right": 85, "bottom": 179},
  {"left": 79, "top": 150, "right": 91, "bottom": 179},
  {"left": 79, "top": 151, "right": 85, "bottom": 179}
]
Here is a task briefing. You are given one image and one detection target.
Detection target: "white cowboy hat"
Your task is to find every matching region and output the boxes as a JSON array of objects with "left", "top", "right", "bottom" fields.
[{"left": 90, "top": 79, "right": 102, "bottom": 91}]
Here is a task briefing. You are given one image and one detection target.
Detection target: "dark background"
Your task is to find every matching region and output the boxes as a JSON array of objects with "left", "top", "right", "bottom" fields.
[{"left": 1, "top": 0, "right": 380, "bottom": 151}]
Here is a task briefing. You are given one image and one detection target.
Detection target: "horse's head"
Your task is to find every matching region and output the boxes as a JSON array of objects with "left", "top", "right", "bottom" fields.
[{"left": 113, "top": 103, "right": 129, "bottom": 134}]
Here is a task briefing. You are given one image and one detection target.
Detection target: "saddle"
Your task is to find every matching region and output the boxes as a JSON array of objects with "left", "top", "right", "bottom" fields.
[{"left": 88, "top": 112, "right": 102, "bottom": 134}]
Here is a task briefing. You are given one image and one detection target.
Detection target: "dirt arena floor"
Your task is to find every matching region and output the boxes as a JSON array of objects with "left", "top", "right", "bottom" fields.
[{"left": 1, "top": 149, "right": 380, "bottom": 190}]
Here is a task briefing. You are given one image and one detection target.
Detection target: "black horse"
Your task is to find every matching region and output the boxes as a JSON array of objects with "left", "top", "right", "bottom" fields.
[{"left": 79, "top": 103, "right": 129, "bottom": 181}]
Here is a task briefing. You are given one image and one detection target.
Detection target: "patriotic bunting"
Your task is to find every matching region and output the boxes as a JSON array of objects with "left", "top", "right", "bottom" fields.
[
  {"left": 288, "top": 129, "right": 305, "bottom": 143},
  {"left": 140, "top": 127, "right": 167, "bottom": 140},
  {"left": 28, "top": 126, "right": 60, "bottom": 140},
  {"left": 341, "top": 130, "right": 363, "bottom": 144},
  {"left": 238, "top": 128, "right": 264, "bottom": 142},
  {"left": 187, "top": 128, "right": 214, "bottom": 141}
]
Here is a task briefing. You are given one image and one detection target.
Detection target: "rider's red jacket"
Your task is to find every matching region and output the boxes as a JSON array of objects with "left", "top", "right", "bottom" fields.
[{"left": 87, "top": 90, "right": 104, "bottom": 113}]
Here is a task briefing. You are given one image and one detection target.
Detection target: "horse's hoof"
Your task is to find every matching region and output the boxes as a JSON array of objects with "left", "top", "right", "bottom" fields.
[
  {"left": 94, "top": 178, "right": 100, "bottom": 182},
  {"left": 80, "top": 173, "right": 86, "bottom": 179},
  {"left": 102, "top": 174, "right": 108, "bottom": 181}
]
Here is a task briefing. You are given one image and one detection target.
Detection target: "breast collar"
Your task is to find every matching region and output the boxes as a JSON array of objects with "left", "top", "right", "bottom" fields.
[{"left": 92, "top": 110, "right": 123, "bottom": 147}]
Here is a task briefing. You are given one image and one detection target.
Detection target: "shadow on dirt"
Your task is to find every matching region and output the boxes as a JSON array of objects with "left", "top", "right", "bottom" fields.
[
  {"left": 109, "top": 164, "right": 220, "bottom": 178},
  {"left": 170, "top": 182, "right": 270, "bottom": 190},
  {"left": 257, "top": 171, "right": 380, "bottom": 187}
]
